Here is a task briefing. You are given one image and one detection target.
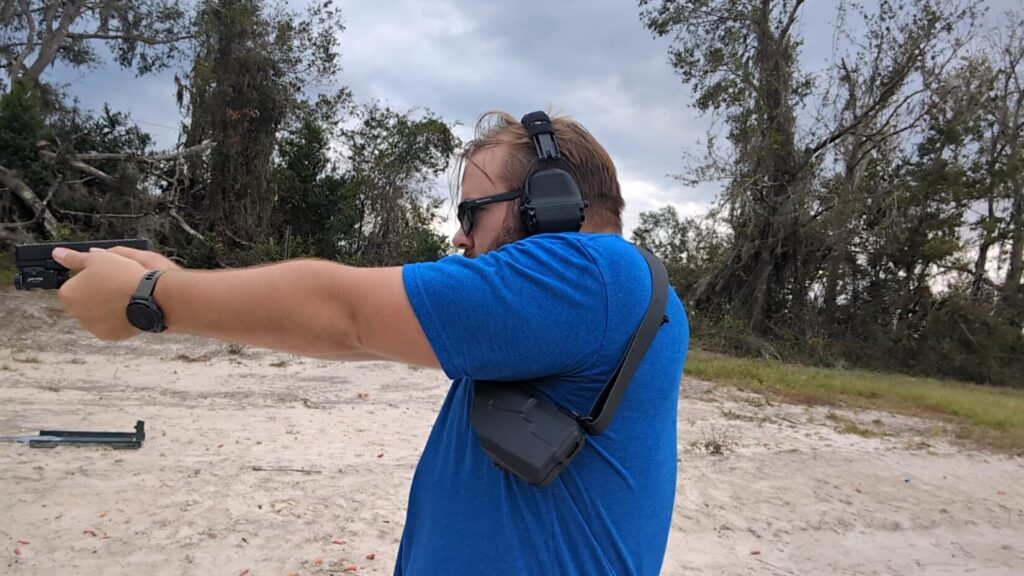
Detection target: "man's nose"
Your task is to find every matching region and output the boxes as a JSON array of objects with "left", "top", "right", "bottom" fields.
[{"left": 452, "top": 228, "right": 472, "bottom": 252}]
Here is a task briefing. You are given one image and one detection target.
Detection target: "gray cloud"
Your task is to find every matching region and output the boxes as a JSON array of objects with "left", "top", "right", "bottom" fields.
[{"left": 337, "top": 0, "right": 710, "bottom": 234}]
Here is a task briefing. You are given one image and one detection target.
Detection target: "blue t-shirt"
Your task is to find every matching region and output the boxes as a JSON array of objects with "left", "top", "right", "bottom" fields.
[{"left": 397, "top": 233, "right": 688, "bottom": 575}]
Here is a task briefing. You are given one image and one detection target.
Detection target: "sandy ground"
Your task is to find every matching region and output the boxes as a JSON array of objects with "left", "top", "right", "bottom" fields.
[{"left": 1, "top": 289, "right": 1022, "bottom": 576}]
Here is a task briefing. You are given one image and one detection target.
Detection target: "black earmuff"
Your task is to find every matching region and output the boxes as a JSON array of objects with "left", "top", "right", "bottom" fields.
[{"left": 519, "top": 112, "right": 588, "bottom": 236}]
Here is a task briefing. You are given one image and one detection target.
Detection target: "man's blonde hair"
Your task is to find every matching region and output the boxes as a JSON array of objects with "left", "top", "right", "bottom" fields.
[{"left": 454, "top": 111, "right": 624, "bottom": 232}]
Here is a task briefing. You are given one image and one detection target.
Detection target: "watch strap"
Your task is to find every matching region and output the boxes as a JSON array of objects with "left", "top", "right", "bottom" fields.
[{"left": 133, "top": 270, "right": 164, "bottom": 300}]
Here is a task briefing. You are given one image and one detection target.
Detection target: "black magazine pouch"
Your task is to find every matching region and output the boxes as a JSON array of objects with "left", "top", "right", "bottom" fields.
[{"left": 470, "top": 380, "right": 586, "bottom": 487}]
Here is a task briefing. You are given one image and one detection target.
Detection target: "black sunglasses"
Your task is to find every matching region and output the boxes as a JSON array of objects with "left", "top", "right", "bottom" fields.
[{"left": 457, "top": 189, "right": 523, "bottom": 235}]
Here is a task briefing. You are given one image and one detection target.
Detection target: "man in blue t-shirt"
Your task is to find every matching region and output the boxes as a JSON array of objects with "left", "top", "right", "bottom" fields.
[{"left": 54, "top": 111, "right": 688, "bottom": 575}]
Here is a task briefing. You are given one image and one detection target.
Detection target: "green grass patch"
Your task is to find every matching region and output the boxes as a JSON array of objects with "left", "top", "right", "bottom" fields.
[
  {"left": 686, "top": 349, "right": 1024, "bottom": 454},
  {"left": 0, "top": 251, "right": 15, "bottom": 288}
]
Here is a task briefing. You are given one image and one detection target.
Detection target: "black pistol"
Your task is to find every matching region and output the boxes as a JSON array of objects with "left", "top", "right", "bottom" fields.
[{"left": 13, "top": 238, "right": 151, "bottom": 290}]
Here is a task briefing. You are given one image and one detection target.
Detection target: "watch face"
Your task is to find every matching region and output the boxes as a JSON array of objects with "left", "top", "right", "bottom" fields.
[{"left": 126, "top": 301, "right": 159, "bottom": 331}]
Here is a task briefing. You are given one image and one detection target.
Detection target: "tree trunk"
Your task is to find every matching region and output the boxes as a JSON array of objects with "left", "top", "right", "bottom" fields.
[
  {"left": 970, "top": 197, "right": 998, "bottom": 299},
  {"left": 0, "top": 164, "right": 60, "bottom": 238},
  {"left": 746, "top": 0, "right": 800, "bottom": 333},
  {"left": 1003, "top": 185, "right": 1023, "bottom": 304},
  {"left": 19, "top": 1, "right": 89, "bottom": 85}
]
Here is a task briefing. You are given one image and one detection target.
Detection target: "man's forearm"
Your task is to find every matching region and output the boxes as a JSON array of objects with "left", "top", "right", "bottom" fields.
[{"left": 155, "top": 259, "right": 373, "bottom": 359}]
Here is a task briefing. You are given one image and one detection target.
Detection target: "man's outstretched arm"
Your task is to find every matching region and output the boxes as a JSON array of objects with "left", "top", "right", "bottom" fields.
[{"left": 53, "top": 247, "right": 440, "bottom": 368}]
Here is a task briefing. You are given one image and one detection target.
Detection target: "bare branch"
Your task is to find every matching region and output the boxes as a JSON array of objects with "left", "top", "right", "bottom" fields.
[
  {"left": 59, "top": 209, "right": 152, "bottom": 219},
  {"left": 74, "top": 140, "right": 214, "bottom": 162},
  {"left": 65, "top": 32, "right": 194, "bottom": 45},
  {"left": 0, "top": 162, "right": 60, "bottom": 238},
  {"left": 779, "top": 0, "right": 806, "bottom": 41},
  {"left": 8, "top": 0, "right": 37, "bottom": 81},
  {"left": 20, "top": 0, "right": 88, "bottom": 84},
  {"left": 932, "top": 263, "right": 1002, "bottom": 290},
  {"left": 41, "top": 0, "right": 58, "bottom": 35},
  {"left": 0, "top": 176, "right": 59, "bottom": 232},
  {"left": 0, "top": 220, "right": 35, "bottom": 232},
  {"left": 798, "top": 69, "right": 912, "bottom": 172},
  {"left": 169, "top": 209, "right": 204, "bottom": 241},
  {"left": 223, "top": 227, "right": 254, "bottom": 247},
  {"left": 0, "top": 1, "right": 20, "bottom": 28},
  {"left": 39, "top": 174, "right": 60, "bottom": 206},
  {"left": 39, "top": 150, "right": 115, "bottom": 184}
]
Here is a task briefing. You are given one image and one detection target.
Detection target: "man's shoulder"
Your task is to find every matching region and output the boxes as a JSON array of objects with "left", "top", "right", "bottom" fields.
[
  {"left": 513, "top": 231, "right": 627, "bottom": 250},
  {"left": 497, "top": 232, "right": 632, "bottom": 264},
  {"left": 403, "top": 233, "right": 637, "bottom": 294}
]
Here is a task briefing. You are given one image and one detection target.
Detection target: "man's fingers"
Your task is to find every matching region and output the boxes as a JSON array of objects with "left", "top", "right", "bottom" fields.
[
  {"left": 107, "top": 246, "right": 147, "bottom": 260},
  {"left": 52, "top": 247, "right": 89, "bottom": 271},
  {"left": 108, "top": 246, "right": 180, "bottom": 270}
]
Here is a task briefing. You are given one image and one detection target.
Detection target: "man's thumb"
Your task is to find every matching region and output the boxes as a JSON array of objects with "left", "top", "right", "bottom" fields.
[{"left": 52, "top": 247, "right": 89, "bottom": 271}]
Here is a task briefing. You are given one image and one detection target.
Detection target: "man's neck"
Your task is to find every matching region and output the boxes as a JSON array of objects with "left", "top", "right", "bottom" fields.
[{"left": 580, "top": 223, "right": 622, "bottom": 235}]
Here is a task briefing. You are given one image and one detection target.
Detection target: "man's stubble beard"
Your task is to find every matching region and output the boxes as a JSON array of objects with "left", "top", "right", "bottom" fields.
[{"left": 466, "top": 209, "right": 526, "bottom": 258}]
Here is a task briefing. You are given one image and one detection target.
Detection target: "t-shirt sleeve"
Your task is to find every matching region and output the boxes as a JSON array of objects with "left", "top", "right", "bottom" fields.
[{"left": 401, "top": 236, "right": 609, "bottom": 381}]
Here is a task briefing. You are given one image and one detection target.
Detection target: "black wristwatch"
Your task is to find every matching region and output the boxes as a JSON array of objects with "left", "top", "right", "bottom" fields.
[{"left": 126, "top": 270, "right": 167, "bottom": 333}]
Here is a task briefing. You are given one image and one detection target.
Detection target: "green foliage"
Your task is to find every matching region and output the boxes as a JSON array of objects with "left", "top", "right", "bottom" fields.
[
  {"left": 46, "top": 105, "right": 158, "bottom": 240},
  {"left": 268, "top": 104, "right": 457, "bottom": 267},
  {"left": 402, "top": 222, "right": 450, "bottom": 264},
  {"left": 174, "top": 234, "right": 223, "bottom": 269},
  {"left": 0, "top": 83, "right": 54, "bottom": 193},
  {"left": 631, "top": 205, "right": 727, "bottom": 298},
  {"left": 0, "top": 85, "right": 157, "bottom": 241},
  {"left": 929, "top": 300, "right": 1024, "bottom": 386},
  {"left": 50, "top": 224, "right": 91, "bottom": 242},
  {"left": 1, "top": 2, "right": 193, "bottom": 243},
  {"left": 53, "top": 104, "right": 154, "bottom": 156},
  {"left": 272, "top": 116, "right": 359, "bottom": 260},
  {"left": 337, "top": 102, "right": 460, "bottom": 266},
  {"left": 640, "top": 0, "right": 812, "bottom": 118},
  {"left": 103, "top": 1, "right": 191, "bottom": 75}
]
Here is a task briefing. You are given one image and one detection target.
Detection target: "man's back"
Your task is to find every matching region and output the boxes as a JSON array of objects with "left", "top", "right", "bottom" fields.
[{"left": 397, "top": 233, "right": 689, "bottom": 575}]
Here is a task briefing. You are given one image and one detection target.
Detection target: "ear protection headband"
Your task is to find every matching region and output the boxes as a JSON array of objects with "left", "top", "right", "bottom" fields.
[{"left": 518, "top": 111, "right": 588, "bottom": 235}]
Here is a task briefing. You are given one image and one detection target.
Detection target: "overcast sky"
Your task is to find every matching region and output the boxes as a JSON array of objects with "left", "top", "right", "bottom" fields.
[{"left": 44, "top": 0, "right": 1017, "bottom": 239}]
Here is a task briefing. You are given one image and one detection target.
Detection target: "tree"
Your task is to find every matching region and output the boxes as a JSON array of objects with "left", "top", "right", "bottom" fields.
[
  {"left": 639, "top": 1, "right": 1024, "bottom": 385},
  {"left": 0, "top": 83, "right": 54, "bottom": 232},
  {"left": 985, "top": 13, "right": 1024, "bottom": 319},
  {"left": 1, "top": 0, "right": 191, "bottom": 89},
  {"left": 641, "top": 0, "right": 977, "bottom": 335},
  {"left": 177, "top": 0, "right": 349, "bottom": 249},
  {"left": 44, "top": 103, "right": 158, "bottom": 240},
  {"left": 272, "top": 115, "right": 358, "bottom": 260},
  {"left": 631, "top": 205, "right": 726, "bottom": 298},
  {"left": 338, "top": 102, "right": 458, "bottom": 266}
]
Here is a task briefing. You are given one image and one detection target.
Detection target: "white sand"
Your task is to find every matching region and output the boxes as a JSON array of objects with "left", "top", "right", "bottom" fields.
[{"left": 1, "top": 290, "right": 1022, "bottom": 575}]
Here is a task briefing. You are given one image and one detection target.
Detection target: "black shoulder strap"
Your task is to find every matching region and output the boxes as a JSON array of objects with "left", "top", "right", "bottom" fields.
[{"left": 580, "top": 245, "right": 670, "bottom": 435}]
